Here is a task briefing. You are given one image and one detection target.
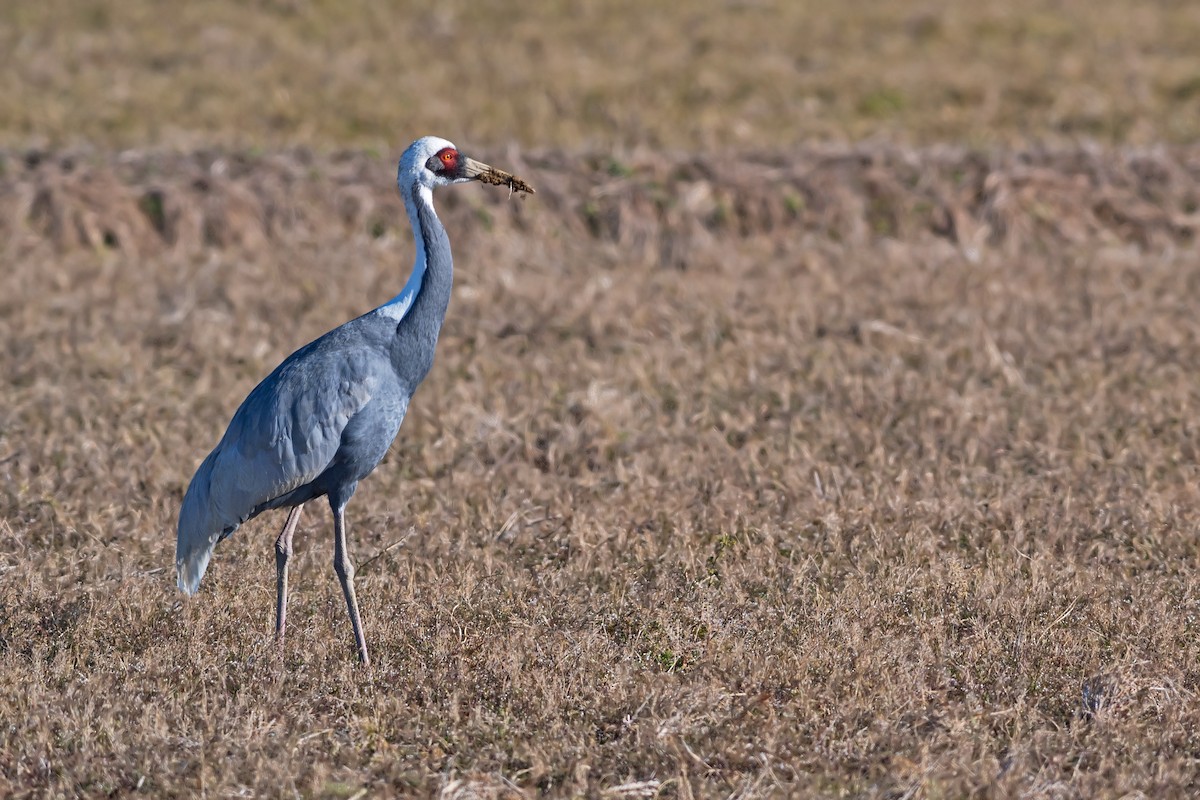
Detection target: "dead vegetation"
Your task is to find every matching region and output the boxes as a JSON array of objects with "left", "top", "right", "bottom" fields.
[
  {"left": 2, "top": 143, "right": 1197, "bottom": 264},
  {"left": 2, "top": 144, "right": 1199, "bottom": 797},
  {"left": 3, "top": 0, "right": 1200, "bottom": 795},
  {"left": 474, "top": 164, "right": 535, "bottom": 195}
]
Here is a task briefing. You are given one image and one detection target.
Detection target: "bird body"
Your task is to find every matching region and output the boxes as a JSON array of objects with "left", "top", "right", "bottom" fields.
[
  {"left": 175, "top": 136, "right": 534, "bottom": 665},
  {"left": 176, "top": 318, "right": 412, "bottom": 591}
]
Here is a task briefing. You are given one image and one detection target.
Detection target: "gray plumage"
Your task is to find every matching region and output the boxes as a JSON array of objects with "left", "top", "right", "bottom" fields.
[{"left": 176, "top": 136, "right": 523, "bottom": 665}]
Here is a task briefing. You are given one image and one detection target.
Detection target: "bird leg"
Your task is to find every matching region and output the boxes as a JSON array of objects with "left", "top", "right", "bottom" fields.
[
  {"left": 274, "top": 504, "right": 304, "bottom": 643},
  {"left": 331, "top": 502, "right": 370, "bottom": 666}
]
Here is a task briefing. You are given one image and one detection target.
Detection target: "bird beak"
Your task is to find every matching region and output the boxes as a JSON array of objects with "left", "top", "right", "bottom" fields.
[
  {"left": 462, "top": 157, "right": 536, "bottom": 194},
  {"left": 460, "top": 157, "right": 493, "bottom": 180}
]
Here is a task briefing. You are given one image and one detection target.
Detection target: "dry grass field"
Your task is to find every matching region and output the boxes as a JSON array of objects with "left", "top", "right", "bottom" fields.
[
  {"left": 3, "top": 1, "right": 1200, "bottom": 798},
  {"left": 3, "top": 0, "right": 1200, "bottom": 150}
]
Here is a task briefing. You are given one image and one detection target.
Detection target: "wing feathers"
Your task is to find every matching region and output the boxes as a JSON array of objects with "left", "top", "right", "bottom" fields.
[{"left": 176, "top": 341, "right": 386, "bottom": 590}]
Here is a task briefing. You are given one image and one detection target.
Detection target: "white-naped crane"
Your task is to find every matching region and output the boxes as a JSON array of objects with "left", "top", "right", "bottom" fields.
[{"left": 175, "top": 136, "right": 534, "bottom": 666}]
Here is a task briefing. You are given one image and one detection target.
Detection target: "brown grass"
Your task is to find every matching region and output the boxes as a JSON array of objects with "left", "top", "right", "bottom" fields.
[
  {"left": 3, "top": 0, "right": 1200, "bottom": 795},
  {"left": 2, "top": 144, "right": 1199, "bottom": 797}
]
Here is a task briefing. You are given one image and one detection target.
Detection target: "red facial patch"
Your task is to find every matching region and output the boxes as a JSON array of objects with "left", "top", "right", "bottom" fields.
[{"left": 435, "top": 147, "right": 459, "bottom": 173}]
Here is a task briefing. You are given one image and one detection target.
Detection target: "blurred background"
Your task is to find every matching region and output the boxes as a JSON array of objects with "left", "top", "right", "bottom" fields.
[{"left": 2, "top": 0, "right": 1199, "bottom": 152}]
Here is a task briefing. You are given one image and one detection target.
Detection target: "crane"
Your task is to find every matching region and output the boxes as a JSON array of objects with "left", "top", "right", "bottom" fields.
[{"left": 175, "top": 136, "right": 534, "bottom": 666}]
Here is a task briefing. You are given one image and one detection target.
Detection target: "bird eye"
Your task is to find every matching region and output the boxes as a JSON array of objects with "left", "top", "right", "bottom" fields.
[{"left": 441, "top": 151, "right": 456, "bottom": 162}]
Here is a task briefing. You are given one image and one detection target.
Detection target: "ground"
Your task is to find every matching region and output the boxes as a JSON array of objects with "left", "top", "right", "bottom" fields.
[{"left": 1, "top": 1, "right": 1199, "bottom": 798}]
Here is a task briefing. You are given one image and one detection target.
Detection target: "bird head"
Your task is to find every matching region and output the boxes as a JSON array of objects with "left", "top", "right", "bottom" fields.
[{"left": 399, "top": 136, "right": 535, "bottom": 194}]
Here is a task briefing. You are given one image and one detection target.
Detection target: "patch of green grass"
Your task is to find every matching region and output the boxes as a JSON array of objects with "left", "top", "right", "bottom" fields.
[{"left": 858, "top": 87, "right": 907, "bottom": 118}]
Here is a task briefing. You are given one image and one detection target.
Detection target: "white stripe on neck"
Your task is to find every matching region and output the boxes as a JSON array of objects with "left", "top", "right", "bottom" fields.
[{"left": 377, "top": 184, "right": 434, "bottom": 321}]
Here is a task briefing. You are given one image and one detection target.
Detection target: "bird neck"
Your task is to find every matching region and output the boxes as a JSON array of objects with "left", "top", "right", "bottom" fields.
[
  {"left": 378, "top": 183, "right": 454, "bottom": 328},
  {"left": 372, "top": 181, "right": 455, "bottom": 390}
]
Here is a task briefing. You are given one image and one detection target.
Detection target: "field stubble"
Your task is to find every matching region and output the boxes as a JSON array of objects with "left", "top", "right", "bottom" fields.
[{"left": 1, "top": 144, "right": 1200, "bottom": 797}]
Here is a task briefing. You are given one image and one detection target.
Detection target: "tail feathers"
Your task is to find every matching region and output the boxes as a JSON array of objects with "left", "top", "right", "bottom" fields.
[
  {"left": 176, "top": 505, "right": 222, "bottom": 594},
  {"left": 176, "top": 518, "right": 239, "bottom": 594},
  {"left": 176, "top": 543, "right": 214, "bottom": 595},
  {"left": 176, "top": 454, "right": 233, "bottom": 594}
]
